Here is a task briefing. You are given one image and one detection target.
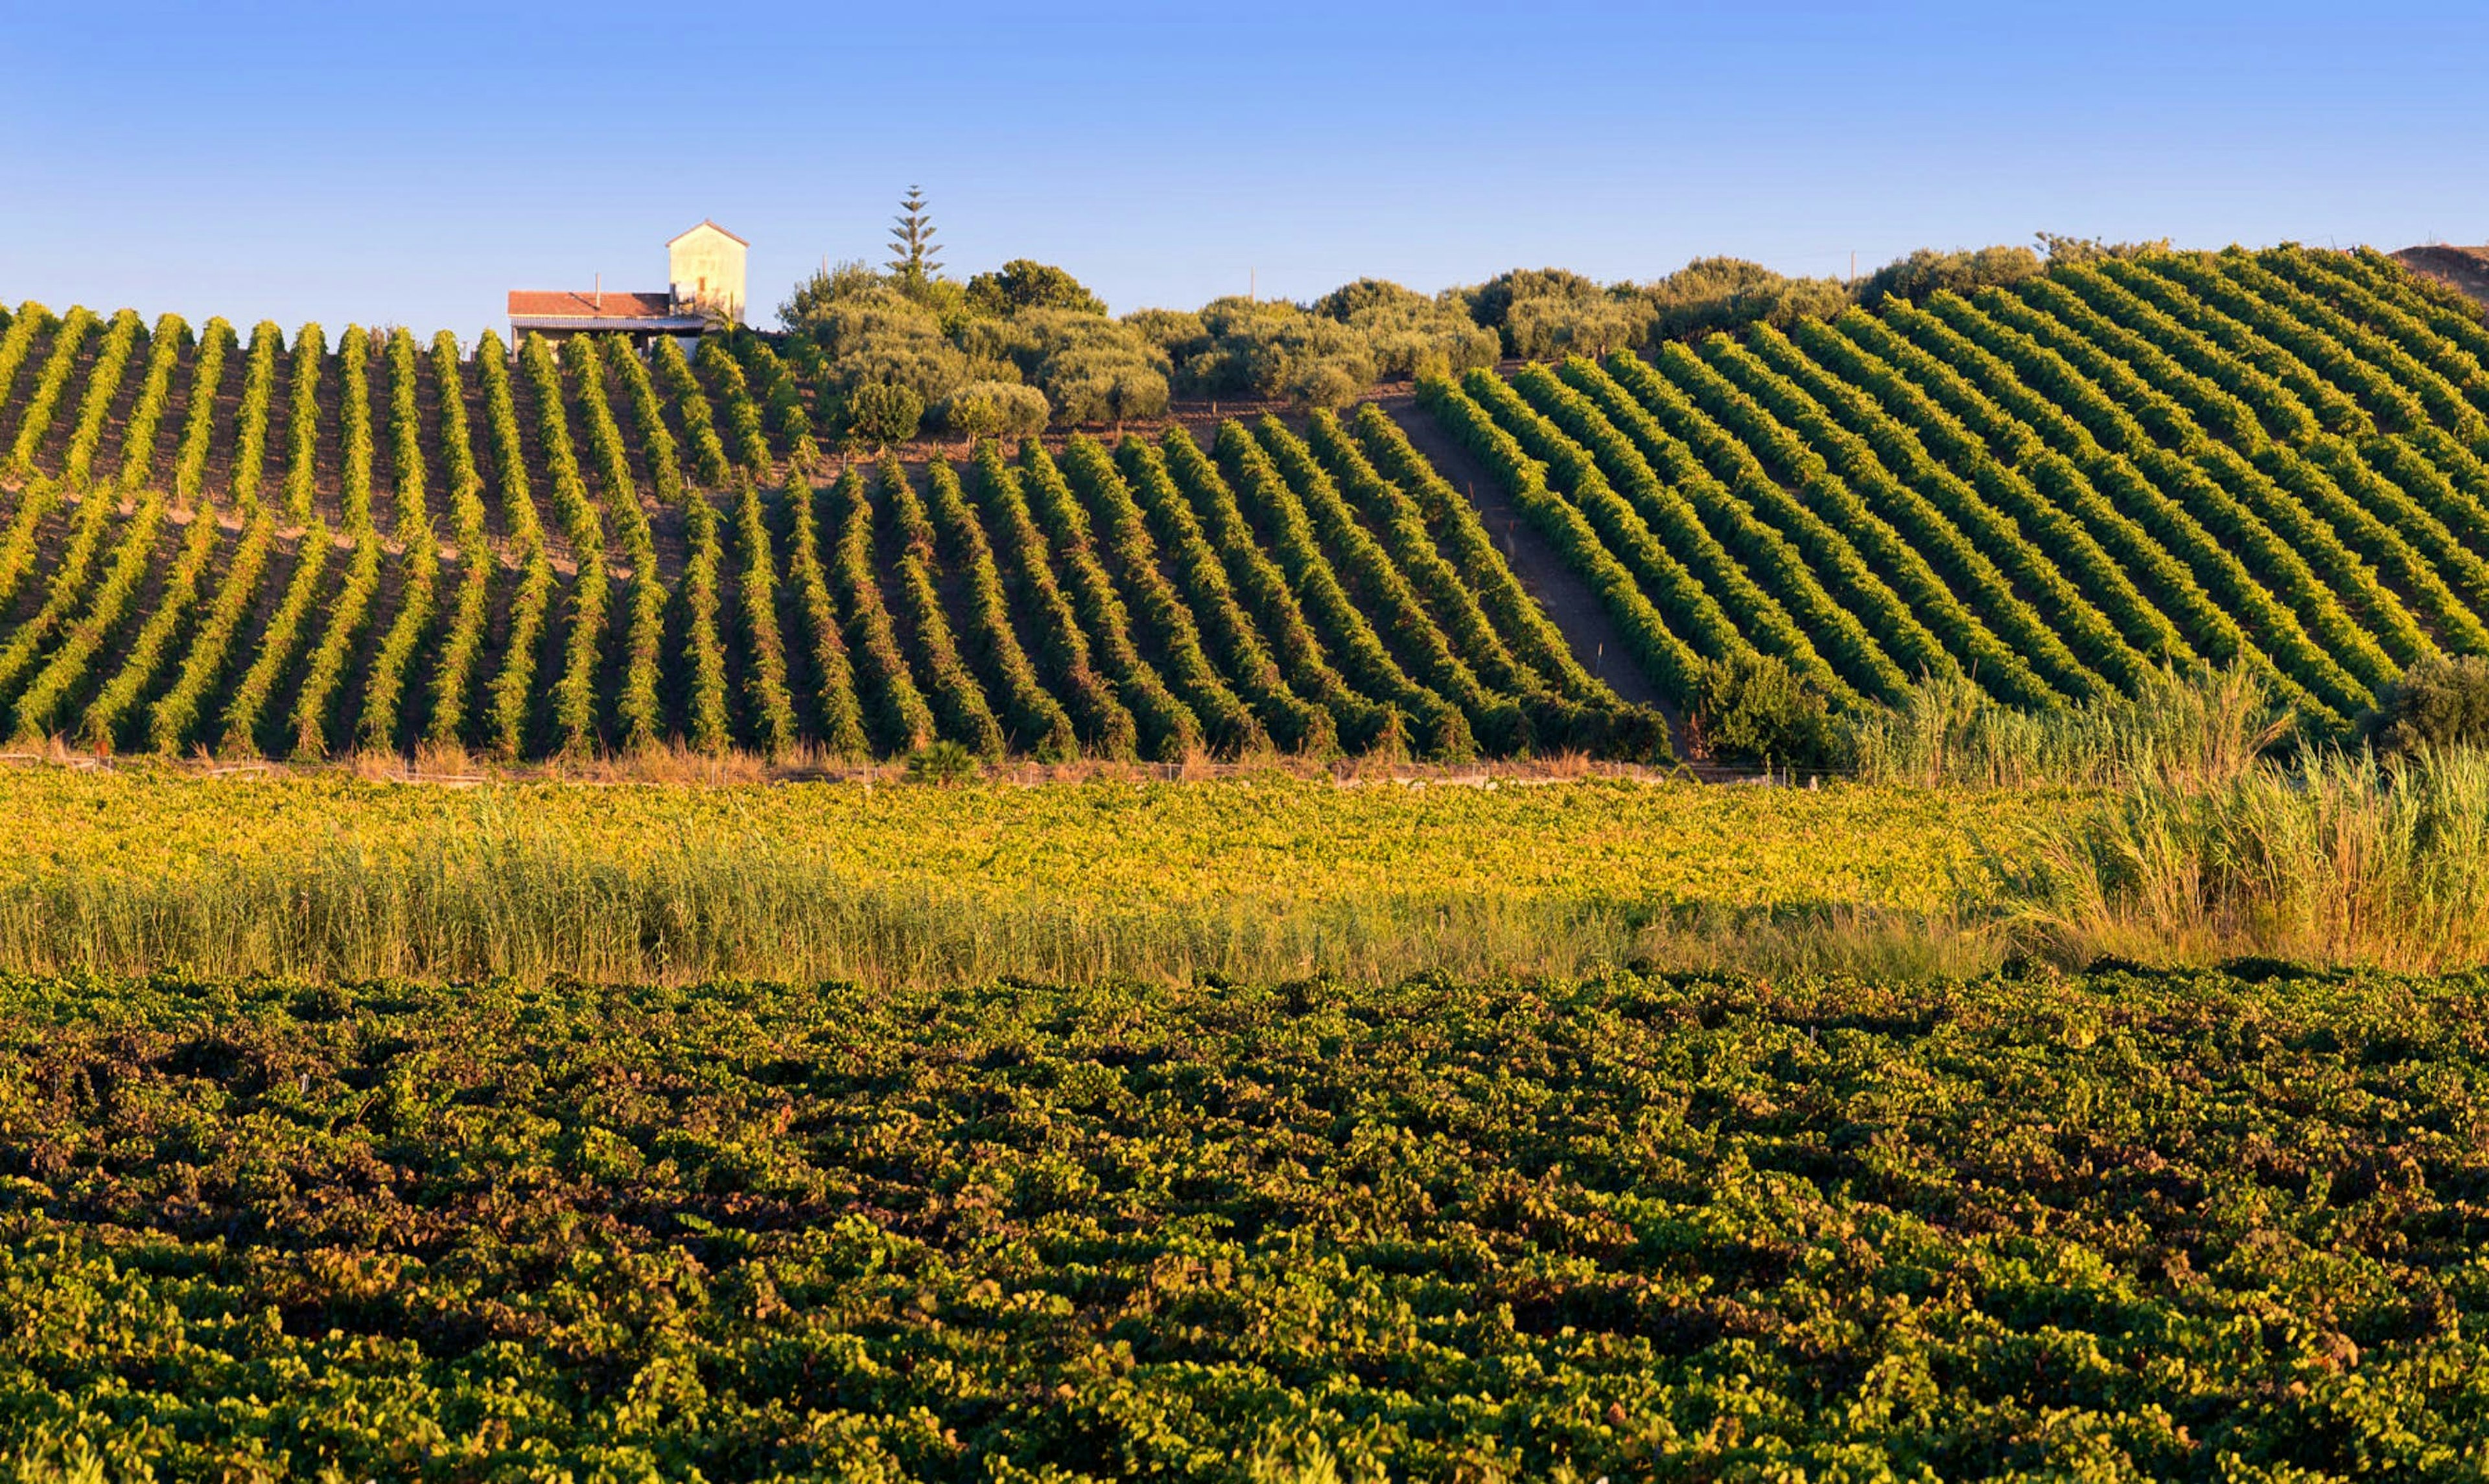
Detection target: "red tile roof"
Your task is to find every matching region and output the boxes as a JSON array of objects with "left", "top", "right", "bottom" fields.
[
  {"left": 507, "top": 290, "right": 680, "bottom": 320},
  {"left": 669, "top": 219, "right": 748, "bottom": 248}
]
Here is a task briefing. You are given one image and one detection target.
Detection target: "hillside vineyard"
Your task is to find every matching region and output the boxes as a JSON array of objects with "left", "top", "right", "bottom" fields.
[
  {"left": 1, "top": 244, "right": 2484, "bottom": 760},
  {"left": 0, "top": 318, "right": 1658, "bottom": 763},
  {"left": 1431, "top": 244, "right": 2489, "bottom": 736}
]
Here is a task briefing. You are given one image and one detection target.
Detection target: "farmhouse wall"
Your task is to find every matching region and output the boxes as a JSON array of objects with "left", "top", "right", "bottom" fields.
[{"left": 670, "top": 223, "right": 747, "bottom": 325}]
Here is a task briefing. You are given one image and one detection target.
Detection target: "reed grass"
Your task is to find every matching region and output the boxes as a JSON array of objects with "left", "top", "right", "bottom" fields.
[
  {"left": 2004, "top": 745, "right": 2489, "bottom": 973},
  {"left": 0, "top": 819, "right": 1998, "bottom": 988},
  {"left": 1844, "top": 662, "right": 2293, "bottom": 789},
  {"left": 4, "top": 719, "right": 2477, "bottom": 986}
]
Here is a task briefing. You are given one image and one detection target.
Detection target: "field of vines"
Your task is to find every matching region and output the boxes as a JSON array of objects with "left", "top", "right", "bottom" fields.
[
  {"left": 0, "top": 311, "right": 1657, "bottom": 764},
  {"left": 6, "top": 965, "right": 2488, "bottom": 1478},
  {"left": 5, "top": 244, "right": 2486, "bottom": 765},
  {"left": 1433, "top": 244, "right": 2489, "bottom": 737},
  {"left": 12, "top": 242, "right": 2489, "bottom": 1479}
]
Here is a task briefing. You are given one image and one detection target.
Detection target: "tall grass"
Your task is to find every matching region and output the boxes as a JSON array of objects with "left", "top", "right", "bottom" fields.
[
  {"left": 2006, "top": 745, "right": 2489, "bottom": 972},
  {"left": 1844, "top": 663, "right": 2293, "bottom": 789},
  {"left": 0, "top": 809, "right": 1994, "bottom": 988}
]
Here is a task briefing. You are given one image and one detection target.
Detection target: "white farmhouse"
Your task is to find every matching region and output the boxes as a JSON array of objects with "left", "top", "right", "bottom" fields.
[
  {"left": 507, "top": 220, "right": 747, "bottom": 350},
  {"left": 669, "top": 220, "right": 748, "bottom": 325}
]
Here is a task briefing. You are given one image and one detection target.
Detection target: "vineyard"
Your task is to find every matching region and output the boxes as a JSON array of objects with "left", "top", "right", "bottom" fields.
[
  {"left": 12, "top": 240, "right": 2489, "bottom": 1479},
  {"left": 6, "top": 244, "right": 2488, "bottom": 765},
  {"left": 8, "top": 965, "right": 2489, "bottom": 1479},
  {"left": 1434, "top": 244, "right": 2489, "bottom": 741},
  {"left": 0, "top": 314, "right": 1659, "bottom": 765}
]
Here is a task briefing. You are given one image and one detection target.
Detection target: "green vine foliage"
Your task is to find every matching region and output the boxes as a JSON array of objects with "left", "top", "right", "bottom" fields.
[
  {"left": 6, "top": 967, "right": 2489, "bottom": 1477},
  {"left": 0, "top": 246, "right": 2484, "bottom": 761}
]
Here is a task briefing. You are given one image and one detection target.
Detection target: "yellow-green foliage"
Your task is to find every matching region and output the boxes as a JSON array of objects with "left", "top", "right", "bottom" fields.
[{"left": 0, "top": 769, "right": 2038, "bottom": 985}]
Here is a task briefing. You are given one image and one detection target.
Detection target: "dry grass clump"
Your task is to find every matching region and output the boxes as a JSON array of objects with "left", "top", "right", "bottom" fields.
[{"left": 2005, "top": 746, "right": 2489, "bottom": 973}]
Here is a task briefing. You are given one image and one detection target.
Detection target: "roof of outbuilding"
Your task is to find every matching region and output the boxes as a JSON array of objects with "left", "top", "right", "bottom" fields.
[
  {"left": 668, "top": 219, "right": 749, "bottom": 248},
  {"left": 507, "top": 290, "right": 679, "bottom": 320}
]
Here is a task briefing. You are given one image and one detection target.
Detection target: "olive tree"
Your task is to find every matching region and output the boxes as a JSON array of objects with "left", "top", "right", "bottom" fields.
[
  {"left": 1178, "top": 298, "right": 1375, "bottom": 407},
  {"left": 960, "top": 308, "right": 1171, "bottom": 428},
  {"left": 1315, "top": 278, "right": 1499, "bottom": 378},
  {"left": 1858, "top": 245, "right": 2043, "bottom": 308},
  {"left": 966, "top": 260, "right": 1108, "bottom": 318},
  {"left": 935, "top": 380, "right": 1050, "bottom": 447},
  {"left": 1642, "top": 257, "right": 1852, "bottom": 345},
  {"left": 841, "top": 380, "right": 924, "bottom": 449},
  {"left": 1460, "top": 267, "right": 1649, "bottom": 359}
]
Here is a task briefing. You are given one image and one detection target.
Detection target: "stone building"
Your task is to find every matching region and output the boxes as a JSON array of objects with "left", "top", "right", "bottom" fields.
[
  {"left": 668, "top": 220, "right": 748, "bottom": 324},
  {"left": 506, "top": 220, "right": 747, "bottom": 350}
]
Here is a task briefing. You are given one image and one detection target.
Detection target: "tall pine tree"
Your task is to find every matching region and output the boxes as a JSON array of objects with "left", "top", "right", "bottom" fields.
[{"left": 887, "top": 186, "right": 941, "bottom": 286}]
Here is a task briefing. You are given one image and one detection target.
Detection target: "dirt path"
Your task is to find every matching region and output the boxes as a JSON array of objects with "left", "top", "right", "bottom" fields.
[{"left": 1370, "top": 391, "right": 1665, "bottom": 711}]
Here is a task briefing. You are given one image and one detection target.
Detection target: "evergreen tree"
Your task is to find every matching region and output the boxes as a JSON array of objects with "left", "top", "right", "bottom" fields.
[{"left": 887, "top": 186, "right": 942, "bottom": 286}]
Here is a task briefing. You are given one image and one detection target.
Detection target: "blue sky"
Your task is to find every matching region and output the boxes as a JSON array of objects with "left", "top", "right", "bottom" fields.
[{"left": 5, "top": 1, "right": 2485, "bottom": 336}]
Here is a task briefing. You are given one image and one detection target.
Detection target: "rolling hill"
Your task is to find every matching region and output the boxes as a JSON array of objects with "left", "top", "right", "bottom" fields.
[{"left": 0, "top": 242, "right": 2481, "bottom": 763}]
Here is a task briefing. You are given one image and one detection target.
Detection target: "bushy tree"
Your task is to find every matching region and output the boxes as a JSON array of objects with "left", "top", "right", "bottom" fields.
[
  {"left": 1689, "top": 651, "right": 1842, "bottom": 768},
  {"left": 2365, "top": 655, "right": 2489, "bottom": 756},
  {"left": 840, "top": 380, "right": 924, "bottom": 448},
  {"left": 966, "top": 259, "right": 1106, "bottom": 317},
  {"left": 2036, "top": 231, "right": 2172, "bottom": 265},
  {"left": 1047, "top": 350, "right": 1171, "bottom": 425},
  {"left": 1312, "top": 278, "right": 1431, "bottom": 321},
  {"left": 1121, "top": 308, "right": 1208, "bottom": 358},
  {"left": 805, "top": 290, "right": 972, "bottom": 405},
  {"left": 1858, "top": 244, "right": 2042, "bottom": 308},
  {"left": 1462, "top": 268, "right": 1602, "bottom": 337},
  {"left": 1460, "top": 267, "right": 1647, "bottom": 359},
  {"left": 1642, "top": 257, "right": 1854, "bottom": 344},
  {"left": 777, "top": 259, "right": 887, "bottom": 335},
  {"left": 1176, "top": 298, "right": 1375, "bottom": 407},
  {"left": 962, "top": 308, "right": 1172, "bottom": 427},
  {"left": 1505, "top": 293, "right": 1644, "bottom": 360},
  {"left": 1314, "top": 278, "right": 1499, "bottom": 379},
  {"left": 935, "top": 380, "right": 1050, "bottom": 445}
]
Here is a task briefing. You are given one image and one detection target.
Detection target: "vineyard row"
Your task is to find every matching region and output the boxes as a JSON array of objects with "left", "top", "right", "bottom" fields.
[
  {"left": 1426, "top": 245, "right": 2489, "bottom": 736},
  {"left": 0, "top": 314, "right": 1659, "bottom": 759}
]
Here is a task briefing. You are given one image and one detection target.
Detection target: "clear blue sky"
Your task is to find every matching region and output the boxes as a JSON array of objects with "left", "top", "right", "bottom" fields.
[{"left": 5, "top": 1, "right": 2484, "bottom": 337}]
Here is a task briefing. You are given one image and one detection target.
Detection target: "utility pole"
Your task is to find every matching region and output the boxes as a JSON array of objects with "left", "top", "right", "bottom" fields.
[{"left": 1248, "top": 268, "right": 1256, "bottom": 302}]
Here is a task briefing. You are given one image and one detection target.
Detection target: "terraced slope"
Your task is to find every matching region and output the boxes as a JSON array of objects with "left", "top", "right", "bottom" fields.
[
  {"left": 1433, "top": 245, "right": 2489, "bottom": 736},
  {"left": 0, "top": 314, "right": 1659, "bottom": 759}
]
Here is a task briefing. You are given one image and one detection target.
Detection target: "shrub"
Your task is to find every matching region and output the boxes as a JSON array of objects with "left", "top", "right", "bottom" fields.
[
  {"left": 935, "top": 380, "right": 1050, "bottom": 442},
  {"left": 843, "top": 380, "right": 924, "bottom": 447},
  {"left": 802, "top": 289, "right": 971, "bottom": 406},
  {"left": 964, "top": 259, "right": 1106, "bottom": 317},
  {"left": 2366, "top": 655, "right": 2489, "bottom": 756},
  {"left": 904, "top": 739, "right": 979, "bottom": 785},
  {"left": 1120, "top": 308, "right": 1206, "bottom": 357},
  {"left": 1174, "top": 299, "right": 1375, "bottom": 407},
  {"left": 1313, "top": 279, "right": 1499, "bottom": 378},
  {"left": 1689, "top": 651, "right": 1841, "bottom": 768},
  {"left": 956, "top": 309, "right": 1169, "bottom": 424},
  {"left": 1461, "top": 268, "right": 1652, "bottom": 360},
  {"left": 1287, "top": 359, "right": 1365, "bottom": 409},
  {"left": 1505, "top": 294, "right": 1644, "bottom": 360},
  {"left": 1462, "top": 267, "right": 1602, "bottom": 333},
  {"left": 1643, "top": 257, "right": 1854, "bottom": 344},
  {"left": 776, "top": 257, "right": 887, "bottom": 332},
  {"left": 1857, "top": 244, "right": 2043, "bottom": 308}
]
